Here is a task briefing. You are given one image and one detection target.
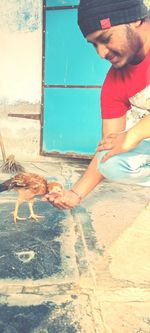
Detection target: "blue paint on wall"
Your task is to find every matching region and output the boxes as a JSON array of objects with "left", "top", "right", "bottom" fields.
[
  {"left": 43, "top": 7, "right": 110, "bottom": 156},
  {"left": 16, "top": 10, "right": 40, "bottom": 32},
  {"left": 45, "top": 9, "right": 110, "bottom": 85},
  {"left": 0, "top": 0, "right": 42, "bottom": 32},
  {"left": 43, "top": 88, "right": 102, "bottom": 155}
]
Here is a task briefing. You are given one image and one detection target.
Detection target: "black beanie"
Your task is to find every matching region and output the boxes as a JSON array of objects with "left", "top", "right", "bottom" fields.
[{"left": 78, "top": 0, "right": 149, "bottom": 37}]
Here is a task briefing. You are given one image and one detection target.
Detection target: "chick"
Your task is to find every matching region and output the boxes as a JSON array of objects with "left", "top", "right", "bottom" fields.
[{"left": 0, "top": 173, "right": 64, "bottom": 223}]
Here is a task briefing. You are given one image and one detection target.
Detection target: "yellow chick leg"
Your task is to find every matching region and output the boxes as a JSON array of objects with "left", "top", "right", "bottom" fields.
[
  {"left": 12, "top": 200, "right": 26, "bottom": 224},
  {"left": 28, "top": 201, "right": 44, "bottom": 221}
]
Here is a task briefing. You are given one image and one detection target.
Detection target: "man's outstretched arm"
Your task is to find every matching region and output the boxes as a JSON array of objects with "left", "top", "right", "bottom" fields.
[
  {"left": 45, "top": 115, "right": 126, "bottom": 209},
  {"left": 45, "top": 153, "right": 104, "bottom": 209}
]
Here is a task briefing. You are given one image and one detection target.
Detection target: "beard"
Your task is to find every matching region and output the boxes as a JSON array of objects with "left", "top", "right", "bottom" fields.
[{"left": 125, "top": 25, "right": 144, "bottom": 65}]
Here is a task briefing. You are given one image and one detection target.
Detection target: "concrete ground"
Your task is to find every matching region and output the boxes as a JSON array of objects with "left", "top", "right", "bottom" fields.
[{"left": 0, "top": 156, "right": 150, "bottom": 333}]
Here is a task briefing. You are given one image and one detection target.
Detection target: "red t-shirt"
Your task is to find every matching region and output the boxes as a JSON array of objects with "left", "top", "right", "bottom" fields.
[{"left": 101, "top": 51, "right": 150, "bottom": 119}]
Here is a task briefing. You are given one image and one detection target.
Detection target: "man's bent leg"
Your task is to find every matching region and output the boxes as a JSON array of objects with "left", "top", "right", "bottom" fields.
[{"left": 97, "top": 140, "right": 150, "bottom": 186}]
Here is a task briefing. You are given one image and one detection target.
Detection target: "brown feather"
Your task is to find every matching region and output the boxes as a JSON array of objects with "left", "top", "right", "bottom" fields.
[{"left": 0, "top": 172, "right": 63, "bottom": 199}]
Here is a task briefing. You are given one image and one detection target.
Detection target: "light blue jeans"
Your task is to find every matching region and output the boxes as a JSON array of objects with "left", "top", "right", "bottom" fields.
[{"left": 97, "top": 140, "right": 150, "bottom": 187}]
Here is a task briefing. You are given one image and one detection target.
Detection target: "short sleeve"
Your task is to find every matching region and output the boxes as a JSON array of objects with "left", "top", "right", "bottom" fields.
[{"left": 101, "top": 67, "right": 131, "bottom": 119}]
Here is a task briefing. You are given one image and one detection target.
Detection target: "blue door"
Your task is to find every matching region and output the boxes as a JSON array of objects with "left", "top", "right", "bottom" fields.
[{"left": 41, "top": 0, "right": 110, "bottom": 158}]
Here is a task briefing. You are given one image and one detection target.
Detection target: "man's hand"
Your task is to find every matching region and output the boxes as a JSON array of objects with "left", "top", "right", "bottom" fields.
[
  {"left": 97, "top": 131, "right": 140, "bottom": 162},
  {"left": 97, "top": 113, "right": 150, "bottom": 162},
  {"left": 44, "top": 190, "right": 81, "bottom": 209}
]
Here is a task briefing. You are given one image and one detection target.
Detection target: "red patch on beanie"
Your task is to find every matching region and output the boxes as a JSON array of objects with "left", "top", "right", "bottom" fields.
[{"left": 100, "top": 18, "right": 111, "bottom": 29}]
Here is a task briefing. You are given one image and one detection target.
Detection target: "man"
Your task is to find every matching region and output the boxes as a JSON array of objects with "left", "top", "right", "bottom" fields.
[{"left": 46, "top": 0, "right": 150, "bottom": 209}]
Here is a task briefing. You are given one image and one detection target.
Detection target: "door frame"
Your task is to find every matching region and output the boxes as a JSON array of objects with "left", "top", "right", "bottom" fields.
[{"left": 40, "top": 0, "right": 102, "bottom": 159}]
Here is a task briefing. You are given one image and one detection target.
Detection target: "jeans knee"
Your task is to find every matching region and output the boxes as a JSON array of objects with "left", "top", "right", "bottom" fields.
[
  {"left": 97, "top": 151, "right": 128, "bottom": 182},
  {"left": 97, "top": 145, "right": 150, "bottom": 186}
]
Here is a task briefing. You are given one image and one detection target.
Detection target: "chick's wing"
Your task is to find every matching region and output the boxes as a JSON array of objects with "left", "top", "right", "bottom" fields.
[{"left": 12, "top": 173, "right": 47, "bottom": 195}]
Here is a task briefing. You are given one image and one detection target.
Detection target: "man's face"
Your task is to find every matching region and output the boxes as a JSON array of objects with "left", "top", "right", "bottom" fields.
[{"left": 86, "top": 23, "right": 143, "bottom": 69}]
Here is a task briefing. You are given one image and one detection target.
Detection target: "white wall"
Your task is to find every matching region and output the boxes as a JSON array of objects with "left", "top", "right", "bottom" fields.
[
  {"left": 0, "top": 30, "right": 42, "bottom": 104},
  {"left": 0, "top": 0, "right": 43, "bottom": 160},
  {"left": 0, "top": 0, "right": 42, "bottom": 104}
]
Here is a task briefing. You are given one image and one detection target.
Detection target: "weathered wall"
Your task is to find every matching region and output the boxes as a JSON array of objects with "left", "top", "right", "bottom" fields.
[
  {"left": 0, "top": 0, "right": 149, "bottom": 160},
  {"left": 0, "top": 0, "right": 42, "bottom": 160}
]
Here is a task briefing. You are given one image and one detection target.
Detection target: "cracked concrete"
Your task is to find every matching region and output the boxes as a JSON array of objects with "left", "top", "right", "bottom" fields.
[{"left": 0, "top": 157, "right": 150, "bottom": 333}]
